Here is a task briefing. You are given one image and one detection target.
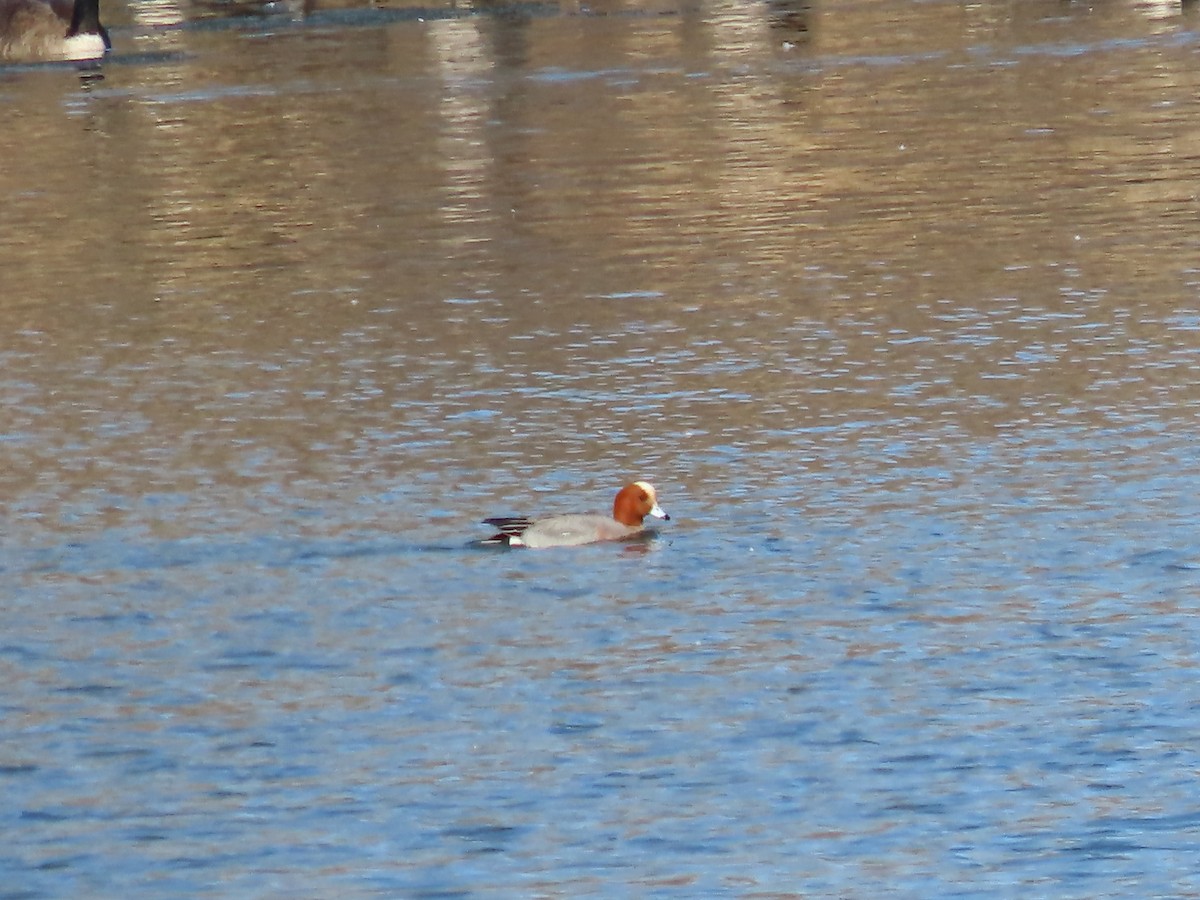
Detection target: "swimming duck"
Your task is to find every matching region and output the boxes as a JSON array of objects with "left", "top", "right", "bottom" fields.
[{"left": 482, "top": 481, "right": 670, "bottom": 549}]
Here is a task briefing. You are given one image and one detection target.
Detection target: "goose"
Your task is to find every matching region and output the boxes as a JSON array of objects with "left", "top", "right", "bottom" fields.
[{"left": 0, "top": 0, "right": 109, "bottom": 62}]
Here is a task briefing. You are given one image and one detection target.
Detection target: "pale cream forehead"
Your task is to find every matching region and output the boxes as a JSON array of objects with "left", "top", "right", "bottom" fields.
[{"left": 633, "top": 480, "right": 657, "bottom": 500}]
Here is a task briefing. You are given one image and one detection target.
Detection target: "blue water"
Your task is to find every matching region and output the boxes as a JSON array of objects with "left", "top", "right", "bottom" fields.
[{"left": 8, "top": 415, "right": 1200, "bottom": 896}]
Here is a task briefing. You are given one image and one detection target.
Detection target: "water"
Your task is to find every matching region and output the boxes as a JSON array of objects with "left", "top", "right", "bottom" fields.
[{"left": 5, "top": 0, "right": 1200, "bottom": 895}]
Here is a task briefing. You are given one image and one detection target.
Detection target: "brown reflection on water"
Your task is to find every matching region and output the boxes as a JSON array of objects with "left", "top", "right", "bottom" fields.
[{"left": 2, "top": 0, "right": 1200, "bottom": 527}]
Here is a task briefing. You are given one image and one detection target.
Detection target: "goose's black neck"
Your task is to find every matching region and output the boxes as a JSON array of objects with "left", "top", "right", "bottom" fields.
[{"left": 67, "top": 0, "right": 110, "bottom": 47}]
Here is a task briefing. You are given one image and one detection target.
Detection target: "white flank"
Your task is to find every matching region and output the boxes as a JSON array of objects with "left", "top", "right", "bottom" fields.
[{"left": 61, "top": 32, "right": 107, "bottom": 60}]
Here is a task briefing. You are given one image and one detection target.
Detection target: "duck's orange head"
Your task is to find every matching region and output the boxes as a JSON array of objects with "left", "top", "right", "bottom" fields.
[{"left": 613, "top": 481, "right": 669, "bottom": 526}]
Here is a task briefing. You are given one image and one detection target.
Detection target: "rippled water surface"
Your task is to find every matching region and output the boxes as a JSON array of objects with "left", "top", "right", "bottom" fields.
[{"left": 5, "top": 0, "right": 1200, "bottom": 895}]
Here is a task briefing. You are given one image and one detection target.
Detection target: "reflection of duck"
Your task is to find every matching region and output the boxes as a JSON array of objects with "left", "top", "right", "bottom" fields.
[
  {"left": 481, "top": 481, "right": 671, "bottom": 549},
  {"left": 0, "top": 0, "right": 109, "bottom": 62}
]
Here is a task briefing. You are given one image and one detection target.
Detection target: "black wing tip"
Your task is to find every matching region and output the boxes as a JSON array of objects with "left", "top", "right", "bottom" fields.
[
  {"left": 482, "top": 516, "right": 531, "bottom": 531},
  {"left": 479, "top": 516, "right": 533, "bottom": 545}
]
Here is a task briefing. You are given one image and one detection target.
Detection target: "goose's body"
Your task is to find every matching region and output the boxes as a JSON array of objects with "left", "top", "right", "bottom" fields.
[{"left": 0, "top": 0, "right": 108, "bottom": 62}]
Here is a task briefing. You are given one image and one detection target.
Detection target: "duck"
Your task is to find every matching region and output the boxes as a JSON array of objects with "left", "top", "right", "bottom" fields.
[
  {"left": 0, "top": 0, "right": 110, "bottom": 62},
  {"left": 481, "top": 481, "right": 670, "bottom": 549}
]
